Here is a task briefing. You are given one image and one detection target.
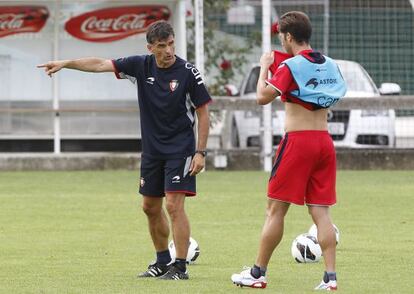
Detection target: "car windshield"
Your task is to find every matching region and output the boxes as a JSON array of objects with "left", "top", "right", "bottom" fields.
[
  {"left": 244, "top": 66, "right": 261, "bottom": 95},
  {"left": 335, "top": 60, "right": 379, "bottom": 95},
  {"left": 245, "top": 60, "right": 379, "bottom": 96}
]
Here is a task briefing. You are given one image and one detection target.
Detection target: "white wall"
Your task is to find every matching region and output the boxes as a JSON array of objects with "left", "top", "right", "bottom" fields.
[{"left": 0, "top": 0, "right": 185, "bottom": 101}]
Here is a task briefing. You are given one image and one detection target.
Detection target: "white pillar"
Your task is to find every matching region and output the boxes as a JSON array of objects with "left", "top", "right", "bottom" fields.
[
  {"left": 175, "top": 0, "right": 187, "bottom": 59},
  {"left": 262, "top": 0, "right": 272, "bottom": 172},
  {"left": 53, "top": 0, "right": 61, "bottom": 154},
  {"left": 194, "top": 0, "right": 204, "bottom": 76},
  {"left": 323, "top": 0, "right": 330, "bottom": 55}
]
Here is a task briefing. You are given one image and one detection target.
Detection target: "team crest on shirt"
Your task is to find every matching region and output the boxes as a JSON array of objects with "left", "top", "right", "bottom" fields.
[{"left": 169, "top": 80, "right": 179, "bottom": 92}]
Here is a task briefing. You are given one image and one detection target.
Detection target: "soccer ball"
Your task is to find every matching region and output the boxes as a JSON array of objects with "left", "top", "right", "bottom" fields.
[
  {"left": 308, "top": 223, "right": 340, "bottom": 244},
  {"left": 168, "top": 237, "right": 200, "bottom": 264},
  {"left": 291, "top": 233, "right": 322, "bottom": 263}
]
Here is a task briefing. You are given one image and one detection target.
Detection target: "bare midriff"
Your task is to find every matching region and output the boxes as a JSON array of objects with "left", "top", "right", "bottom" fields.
[{"left": 284, "top": 102, "right": 328, "bottom": 132}]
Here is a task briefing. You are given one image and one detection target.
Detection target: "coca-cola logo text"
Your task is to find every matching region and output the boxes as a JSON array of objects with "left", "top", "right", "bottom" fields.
[
  {"left": 0, "top": 6, "right": 49, "bottom": 38},
  {"left": 65, "top": 6, "right": 171, "bottom": 42}
]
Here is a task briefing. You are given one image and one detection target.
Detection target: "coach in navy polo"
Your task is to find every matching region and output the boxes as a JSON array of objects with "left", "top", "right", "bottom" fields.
[{"left": 38, "top": 20, "right": 211, "bottom": 280}]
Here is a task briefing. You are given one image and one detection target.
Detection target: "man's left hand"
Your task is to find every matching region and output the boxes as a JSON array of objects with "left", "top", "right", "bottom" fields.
[
  {"left": 189, "top": 154, "right": 205, "bottom": 176},
  {"left": 260, "top": 51, "right": 275, "bottom": 69}
]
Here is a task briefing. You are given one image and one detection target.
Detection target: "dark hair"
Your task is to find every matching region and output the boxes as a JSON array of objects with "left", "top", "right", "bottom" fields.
[
  {"left": 146, "top": 20, "right": 175, "bottom": 44},
  {"left": 278, "top": 11, "right": 312, "bottom": 44}
]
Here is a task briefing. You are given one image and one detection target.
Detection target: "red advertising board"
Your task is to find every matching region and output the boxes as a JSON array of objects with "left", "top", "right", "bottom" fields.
[
  {"left": 0, "top": 6, "right": 49, "bottom": 38},
  {"left": 65, "top": 6, "right": 171, "bottom": 42}
]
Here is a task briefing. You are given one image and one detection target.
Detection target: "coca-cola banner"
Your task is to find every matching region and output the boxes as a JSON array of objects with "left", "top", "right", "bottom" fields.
[
  {"left": 0, "top": 6, "right": 49, "bottom": 38},
  {"left": 65, "top": 5, "right": 171, "bottom": 42}
]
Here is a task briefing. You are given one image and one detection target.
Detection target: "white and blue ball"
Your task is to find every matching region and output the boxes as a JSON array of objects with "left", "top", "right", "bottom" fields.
[
  {"left": 291, "top": 233, "right": 322, "bottom": 263},
  {"left": 168, "top": 237, "right": 200, "bottom": 264}
]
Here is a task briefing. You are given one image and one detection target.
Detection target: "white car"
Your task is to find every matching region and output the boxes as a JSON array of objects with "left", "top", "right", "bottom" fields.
[{"left": 228, "top": 59, "right": 401, "bottom": 149}]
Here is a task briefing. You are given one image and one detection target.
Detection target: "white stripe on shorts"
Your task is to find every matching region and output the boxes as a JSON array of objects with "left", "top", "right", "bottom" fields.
[{"left": 183, "top": 156, "right": 192, "bottom": 178}]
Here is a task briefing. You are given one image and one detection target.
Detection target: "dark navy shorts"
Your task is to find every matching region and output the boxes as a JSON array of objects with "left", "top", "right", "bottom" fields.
[{"left": 139, "top": 155, "right": 196, "bottom": 197}]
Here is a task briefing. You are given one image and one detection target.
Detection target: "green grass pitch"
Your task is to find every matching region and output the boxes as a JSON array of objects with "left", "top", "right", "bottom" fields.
[{"left": 0, "top": 170, "right": 413, "bottom": 293}]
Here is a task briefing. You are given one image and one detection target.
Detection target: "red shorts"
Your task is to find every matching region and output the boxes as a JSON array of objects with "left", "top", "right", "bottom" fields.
[{"left": 268, "top": 130, "right": 336, "bottom": 206}]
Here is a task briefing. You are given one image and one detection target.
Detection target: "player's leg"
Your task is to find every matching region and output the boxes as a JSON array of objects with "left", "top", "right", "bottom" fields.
[
  {"left": 159, "top": 192, "right": 190, "bottom": 280},
  {"left": 165, "top": 193, "right": 190, "bottom": 260},
  {"left": 306, "top": 132, "right": 337, "bottom": 290},
  {"left": 255, "top": 199, "right": 290, "bottom": 268},
  {"left": 231, "top": 199, "right": 290, "bottom": 288},
  {"left": 309, "top": 205, "right": 337, "bottom": 290},
  {"left": 259, "top": 132, "right": 315, "bottom": 269},
  {"left": 159, "top": 156, "right": 194, "bottom": 280},
  {"left": 308, "top": 205, "right": 336, "bottom": 271},
  {"left": 232, "top": 133, "right": 308, "bottom": 288},
  {"left": 142, "top": 196, "right": 170, "bottom": 254},
  {"left": 138, "top": 157, "right": 171, "bottom": 278}
]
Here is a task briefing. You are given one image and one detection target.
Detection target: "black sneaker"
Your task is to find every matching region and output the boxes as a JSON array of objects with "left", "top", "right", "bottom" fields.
[
  {"left": 137, "top": 262, "right": 169, "bottom": 278},
  {"left": 158, "top": 264, "right": 189, "bottom": 280}
]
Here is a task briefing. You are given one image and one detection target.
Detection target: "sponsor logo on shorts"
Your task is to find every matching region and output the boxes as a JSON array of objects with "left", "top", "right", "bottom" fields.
[
  {"left": 140, "top": 177, "right": 145, "bottom": 187},
  {"left": 172, "top": 175, "right": 180, "bottom": 183},
  {"left": 146, "top": 77, "right": 155, "bottom": 85}
]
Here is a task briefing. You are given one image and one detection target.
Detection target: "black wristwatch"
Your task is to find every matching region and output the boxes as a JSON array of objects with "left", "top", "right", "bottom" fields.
[{"left": 195, "top": 150, "right": 207, "bottom": 157}]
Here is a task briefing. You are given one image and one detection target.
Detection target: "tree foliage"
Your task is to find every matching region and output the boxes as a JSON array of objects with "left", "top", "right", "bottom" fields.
[{"left": 187, "top": 0, "right": 260, "bottom": 95}]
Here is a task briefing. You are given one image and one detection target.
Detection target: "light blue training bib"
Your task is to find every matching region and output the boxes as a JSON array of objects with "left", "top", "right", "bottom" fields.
[{"left": 283, "top": 55, "right": 347, "bottom": 108}]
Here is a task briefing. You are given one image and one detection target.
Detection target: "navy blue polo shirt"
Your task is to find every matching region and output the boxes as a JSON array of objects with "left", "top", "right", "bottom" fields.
[{"left": 112, "top": 55, "right": 212, "bottom": 159}]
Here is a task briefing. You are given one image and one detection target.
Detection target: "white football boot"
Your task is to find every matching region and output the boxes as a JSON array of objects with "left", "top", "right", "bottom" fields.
[
  {"left": 314, "top": 279, "right": 338, "bottom": 291},
  {"left": 231, "top": 267, "right": 267, "bottom": 288}
]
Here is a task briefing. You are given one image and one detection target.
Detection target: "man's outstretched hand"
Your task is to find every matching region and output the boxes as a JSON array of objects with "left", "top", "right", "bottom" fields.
[{"left": 37, "top": 60, "right": 67, "bottom": 77}]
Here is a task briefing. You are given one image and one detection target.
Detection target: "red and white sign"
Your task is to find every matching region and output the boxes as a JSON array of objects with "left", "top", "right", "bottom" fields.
[
  {"left": 0, "top": 6, "right": 49, "bottom": 38},
  {"left": 65, "top": 6, "right": 171, "bottom": 43}
]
